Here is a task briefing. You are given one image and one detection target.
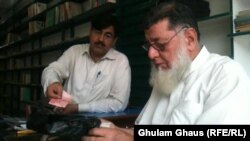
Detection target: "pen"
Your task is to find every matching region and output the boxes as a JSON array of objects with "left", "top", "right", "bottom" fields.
[{"left": 97, "top": 71, "right": 101, "bottom": 78}]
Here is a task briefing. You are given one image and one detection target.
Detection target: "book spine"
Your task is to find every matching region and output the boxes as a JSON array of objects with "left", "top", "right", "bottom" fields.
[{"left": 234, "top": 16, "right": 250, "bottom": 26}]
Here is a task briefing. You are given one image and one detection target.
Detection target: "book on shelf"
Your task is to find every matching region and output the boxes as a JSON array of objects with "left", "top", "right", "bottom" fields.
[
  {"left": 93, "top": 0, "right": 116, "bottom": 7},
  {"left": 237, "top": 8, "right": 250, "bottom": 18},
  {"left": 5, "top": 33, "right": 20, "bottom": 44},
  {"left": 83, "top": 0, "right": 94, "bottom": 11},
  {"left": 28, "top": 2, "right": 47, "bottom": 18},
  {"left": 7, "top": 58, "right": 14, "bottom": 69},
  {"left": 59, "top": 1, "right": 83, "bottom": 22},
  {"left": 234, "top": 16, "right": 250, "bottom": 27},
  {"left": 59, "top": 3, "right": 66, "bottom": 22},
  {"left": 55, "top": 6, "right": 60, "bottom": 24},
  {"left": 20, "top": 87, "right": 31, "bottom": 101},
  {"left": 75, "top": 22, "right": 91, "bottom": 38},
  {"left": 14, "top": 59, "right": 24, "bottom": 68},
  {"left": 29, "top": 21, "right": 45, "bottom": 34},
  {"left": 21, "top": 72, "right": 31, "bottom": 84},
  {"left": 65, "top": 1, "right": 83, "bottom": 19},
  {"left": 46, "top": 8, "right": 55, "bottom": 27},
  {"left": 106, "top": 0, "right": 116, "bottom": 3},
  {"left": 235, "top": 23, "right": 250, "bottom": 32}
]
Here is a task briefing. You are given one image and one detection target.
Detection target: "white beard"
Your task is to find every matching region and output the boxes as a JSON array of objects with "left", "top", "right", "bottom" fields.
[{"left": 149, "top": 41, "right": 192, "bottom": 96}]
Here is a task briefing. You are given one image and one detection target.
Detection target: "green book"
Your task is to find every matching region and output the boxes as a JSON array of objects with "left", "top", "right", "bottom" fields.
[
  {"left": 20, "top": 87, "right": 31, "bottom": 101},
  {"left": 46, "top": 8, "right": 55, "bottom": 27}
]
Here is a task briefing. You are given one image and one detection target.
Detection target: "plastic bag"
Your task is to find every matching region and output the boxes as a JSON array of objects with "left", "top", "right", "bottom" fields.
[{"left": 26, "top": 104, "right": 101, "bottom": 138}]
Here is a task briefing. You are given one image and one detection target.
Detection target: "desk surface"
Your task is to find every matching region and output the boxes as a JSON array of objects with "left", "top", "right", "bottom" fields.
[
  {"left": 80, "top": 107, "right": 141, "bottom": 118},
  {"left": 80, "top": 107, "right": 142, "bottom": 128}
]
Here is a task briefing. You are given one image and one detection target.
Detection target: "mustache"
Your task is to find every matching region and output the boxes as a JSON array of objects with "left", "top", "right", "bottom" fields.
[{"left": 94, "top": 41, "right": 105, "bottom": 47}]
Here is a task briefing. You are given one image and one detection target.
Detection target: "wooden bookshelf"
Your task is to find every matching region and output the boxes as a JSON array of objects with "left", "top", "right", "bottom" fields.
[{"left": 0, "top": 0, "right": 116, "bottom": 116}]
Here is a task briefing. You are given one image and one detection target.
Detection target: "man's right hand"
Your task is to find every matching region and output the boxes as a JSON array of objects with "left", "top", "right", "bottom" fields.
[{"left": 46, "top": 82, "right": 63, "bottom": 99}]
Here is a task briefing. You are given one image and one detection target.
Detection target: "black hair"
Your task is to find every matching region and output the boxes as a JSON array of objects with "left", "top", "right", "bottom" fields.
[
  {"left": 144, "top": 1, "right": 200, "bottom": 40},
  {"left": 91, "top": 14, "right": 119, "bottom": 37}
]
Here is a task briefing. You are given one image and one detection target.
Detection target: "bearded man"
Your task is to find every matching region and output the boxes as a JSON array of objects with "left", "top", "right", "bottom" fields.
[
  {"left": 82, "top": 1, "right": 250, "bottom": 141},
  {"left": 136, "top": 1, "right": 250, "bottom": 124}
]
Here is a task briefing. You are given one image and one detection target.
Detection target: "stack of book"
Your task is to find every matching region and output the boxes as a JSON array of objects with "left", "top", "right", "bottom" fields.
[
  {"left": 29, "top": 21, "right": 45, "bottom": 34},
  {"left": 46, "top": 1, "right": 83, "bottom": 27},
  {"left": 46, "top": 8, "right": 55, "bottom": 27},
  {"left": 93, "top": 0, "right": 116, "bottom": 7},
  {"left": 20, "top": 87, "right": 31, "bottom": 102},
  {"left": 28, "top": 2, "right": 47, "bottom": 33},
  {"left": 5, "top": 33, "right": 20, "bottom": 44},
  {"left": 234, "top": 9, "right": 250, "bottom": 32},
  {"left": 59, "top": 1, "right": 83, "bottom": 22},
  {"left": 28, "top": 2, "right": 47, "bottom": 18}
]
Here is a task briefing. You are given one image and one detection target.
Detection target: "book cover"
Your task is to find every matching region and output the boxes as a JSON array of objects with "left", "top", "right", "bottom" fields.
[
  {"left": 59, "top": 3, "right": 67, "bottom": 22},
  {"left": 28, "top": 2, "right": 47, "bottom": 17},
  {"left": 238, "top": 8, "right": 250, "bottom": 18},
  {"left": 20, "top": 87, "right": 31, "bottom": 101},
  {"left": 46, "top": 8, "right": 55, "bottom": 27},
  {"left": 82, "top": 0, "right": 93, "bottom": 12},
  {"left": 65, "top": 1, "right": 83, "bottom": 19},
  {"left": 55, "top": 6, "right": 60, "bottom": 24},
  {"left": 234, "top": 16, "right": 250, "bottom": 26},
  {"left": 29, "top": 21, "right": 44, "bottom": 34},
  {"left": 35, "top": 2, "right": 47, "bottom": 15},
  {"left": 235, "top": 23, "right": 250, "bottom": 32},
  {"left": 106, "top": 0, "right": 116, "bottom": 3}
]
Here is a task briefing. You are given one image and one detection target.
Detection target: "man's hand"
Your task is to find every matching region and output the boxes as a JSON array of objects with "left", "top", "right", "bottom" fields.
[
  {"left": 62, "top": 104, "right": 78, "bottom": 114},
  {"left": 82, "top": 127, "right": 134, "bottom": 141},
  {"left": 46, "top": 82, "right": 63, "bottom": 99},
  {"left": 82, "top": 120, "right": 133, "bottom": 141}
]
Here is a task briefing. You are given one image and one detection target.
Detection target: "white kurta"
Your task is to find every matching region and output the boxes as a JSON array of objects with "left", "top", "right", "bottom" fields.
[
  {"left": 136, "top": 46, "right": 250, "bottom": 124},
  {"left": 41, "top": 44, "right": 131, "bottom": 113}
]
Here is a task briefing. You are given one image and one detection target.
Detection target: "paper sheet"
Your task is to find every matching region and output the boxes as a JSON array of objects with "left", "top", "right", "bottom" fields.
[{"left": 49, "top": 91, "right": 72, "bottom": 108}]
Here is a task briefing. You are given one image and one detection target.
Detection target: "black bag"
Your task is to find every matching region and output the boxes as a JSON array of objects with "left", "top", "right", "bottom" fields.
[
  {"left": 26, "top": 103, "right": 101, "bottom": 138},
  {"left": 0, "top": 117, "right": 11, "bottom": 141}
]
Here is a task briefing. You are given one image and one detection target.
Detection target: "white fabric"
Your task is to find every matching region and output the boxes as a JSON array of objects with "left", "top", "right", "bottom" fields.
[
  {"left": 41, "top": 44, "right": 131, "bottom": 112},
  {"left": 136, "top": 46, "right": 250, "bottom": 124}
]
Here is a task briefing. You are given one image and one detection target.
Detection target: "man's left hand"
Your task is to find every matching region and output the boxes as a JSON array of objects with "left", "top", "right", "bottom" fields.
[{"left": 62, "top": 104, "right": 78, "bottom": 114}]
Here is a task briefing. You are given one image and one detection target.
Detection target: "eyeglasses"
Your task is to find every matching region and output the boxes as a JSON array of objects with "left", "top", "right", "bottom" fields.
[{"left": 142, "top": 25, "right": 189, "bottom": 51}]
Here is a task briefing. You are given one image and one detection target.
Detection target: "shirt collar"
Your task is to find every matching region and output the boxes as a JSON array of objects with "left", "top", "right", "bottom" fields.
[
  {"left": 184, "top": 45, "right": 210, "bottom": 78},
  {"left": 82, "top": 44, "right": 116, "bottom": 61}
]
